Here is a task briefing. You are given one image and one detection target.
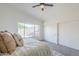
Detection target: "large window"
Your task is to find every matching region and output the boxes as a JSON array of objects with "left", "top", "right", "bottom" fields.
[{"left": 18, "top": 22, "right": 40, "bottom": 39}]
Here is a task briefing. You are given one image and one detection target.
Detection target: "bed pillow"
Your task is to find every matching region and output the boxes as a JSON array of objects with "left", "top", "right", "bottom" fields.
[
  {"left": 0, "top": 35, "right": 8, "bottom": 53},
  {"left": 13, "top": 33, "right": 24, "bottom": 47},
  {"left": 0, "top": 32, "right": 16, "bottom": 54},
  {"left": 12, "top": 34, "right": 22, "bottom": 47}
]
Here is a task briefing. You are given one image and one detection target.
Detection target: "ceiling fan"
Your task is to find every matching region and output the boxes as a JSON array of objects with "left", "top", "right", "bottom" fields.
[{"left": 32, "top": 3, "right": 54, "bottom": 11}]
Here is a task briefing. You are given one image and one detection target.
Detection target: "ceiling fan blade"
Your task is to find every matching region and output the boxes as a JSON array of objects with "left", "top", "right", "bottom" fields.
[
  {"left": 44, "top": 4, "right": 53, "bottom": 7},
  {"left": 32, "top": 4, "right": 41, "bottom": 8}
]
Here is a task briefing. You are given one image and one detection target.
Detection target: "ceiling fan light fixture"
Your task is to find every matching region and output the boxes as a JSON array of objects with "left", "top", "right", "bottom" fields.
[
  {"left": 32, "top": 3, "right": 54, "bottom": 11},
  {"left": 40, "top": 5, "right": 44, "bottom": 8},
  {"left": 40, "top": 5, "right": 45, "bottom": 11}
]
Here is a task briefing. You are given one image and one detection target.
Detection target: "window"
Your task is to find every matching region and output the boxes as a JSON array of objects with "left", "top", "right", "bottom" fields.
[
  {"left": 34, "top": 25, "right": 40, "bottom": 38},
  {"left": 18, "top": 22, "right": 40, "bottom": 39},
  {"left": 24, "top": 24, "right": 34, "bottom": 38},
  {"left": 18, "top": 23, "right": 25, "bottom": 37}
]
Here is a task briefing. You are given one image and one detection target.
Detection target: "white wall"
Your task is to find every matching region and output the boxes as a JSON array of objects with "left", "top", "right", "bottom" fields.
[
  {"left": 59, "top": 20, "right": 79, "bottom": 50},
  {"left": 44, "top": 20, "right": 79, "bottom": 50},
  {"left": 44, "top": 4, "right": 79, "bottom": 50},
  {"left": 44, "top": 21, "right": 57, "bottom": 44},
  {"left": 0, "top": 4, "right": 44, "bottom": 40}
]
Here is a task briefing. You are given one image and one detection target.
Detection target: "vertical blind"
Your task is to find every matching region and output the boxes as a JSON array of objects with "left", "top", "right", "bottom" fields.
[{"left": 18, "top": 22, "right": 40, "bottom": 39}]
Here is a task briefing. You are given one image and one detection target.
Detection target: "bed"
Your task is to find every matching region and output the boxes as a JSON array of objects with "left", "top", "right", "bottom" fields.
[
  {"left": 0, "top": 31, "right": 52, "bottom": 56},
  {"left": 11, "top": 39, "right": 52, "bottom": 56},
  {"left": 0, "top": 38, "right": 52, "bottom": 56}
]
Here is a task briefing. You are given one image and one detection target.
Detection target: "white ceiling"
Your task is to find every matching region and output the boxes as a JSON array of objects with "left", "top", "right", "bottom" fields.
[{"left": 1, "top": 3, "right": 79, "bottom": 23}]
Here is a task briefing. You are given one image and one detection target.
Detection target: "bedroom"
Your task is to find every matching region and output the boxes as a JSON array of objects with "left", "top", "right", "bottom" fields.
[{"left": 0, "top": 3, "right": 79, "bottom": 56}]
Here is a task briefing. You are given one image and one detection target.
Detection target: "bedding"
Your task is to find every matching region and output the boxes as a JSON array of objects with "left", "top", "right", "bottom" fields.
[
  {"left": 12, "top": 33, "right": 24, "bottom": 47},
  {"left": 11, "top": 39, "right": 52, "bottom": 56},
  {"left": 0, "top": 39, "right": 52, "bottom": 56},
  {"left": 0, "top": 32, "right": 16, "bottom": 54},
  {"left": 0, "top": 31, "right": 52, "bottom": 56}
]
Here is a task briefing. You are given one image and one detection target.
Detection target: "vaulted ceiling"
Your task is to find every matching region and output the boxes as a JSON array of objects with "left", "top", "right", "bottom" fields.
[{"left": 1, "top": 3, "right": 79, "bottom": 23}]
